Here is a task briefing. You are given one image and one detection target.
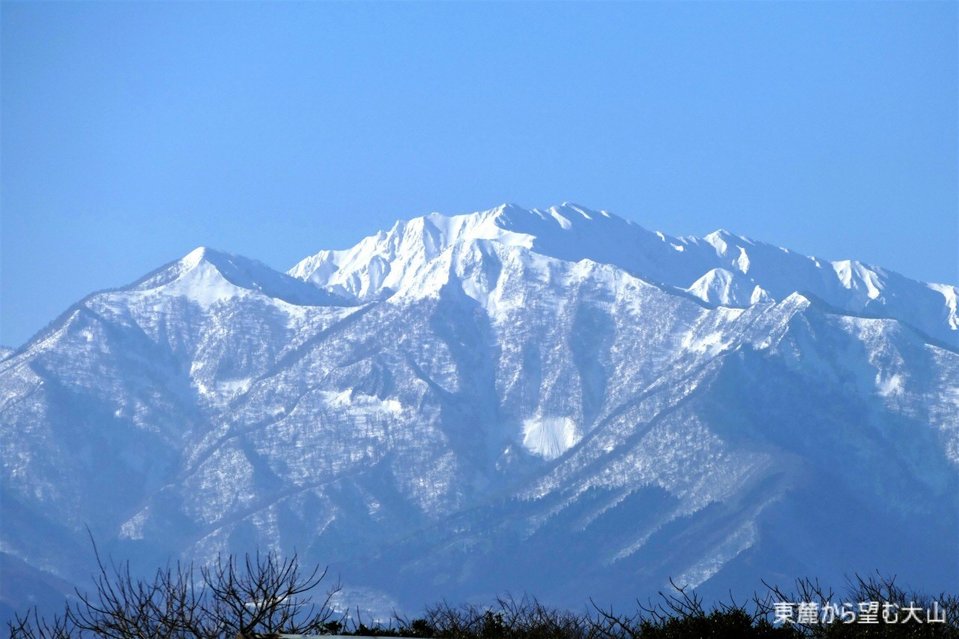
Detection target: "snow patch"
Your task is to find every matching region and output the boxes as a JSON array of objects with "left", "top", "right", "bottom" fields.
[
  {"left": 832, "top": 260, "right": 882, "bottom": 301},
  {"left": 674, "top": 521, "right": 758, "bottom": 588},
  {"left": 750, "top": 285, "right": 771, "bottom": 304},
  {"left": 681, "top": 330, "right": 731, "bottom": 356},
  {"left": 522, "top": 416, "right": 581, "bottom": 460},
  {"left": 929, "top": 283, "right": 959, "bottom": 331},
  {"left": 876, "top": 373, "right": 904, "bottom": 397},
  {"left": 705, "top": 230, "right": 729, "bottom": 255},
  {"left": 119, "top": 508, "right": 150, "bottom": 540},
  {"left": 548, "top": 207, "right": 573, "bottom": 230},
  {"left": 735, "top": 247, "right": 750, "bottom": 274}
]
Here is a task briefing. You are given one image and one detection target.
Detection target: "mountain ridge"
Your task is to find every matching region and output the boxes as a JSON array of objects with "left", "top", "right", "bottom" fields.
[{"left": 288, "top": 203, "right": 957, "bottom": 345}]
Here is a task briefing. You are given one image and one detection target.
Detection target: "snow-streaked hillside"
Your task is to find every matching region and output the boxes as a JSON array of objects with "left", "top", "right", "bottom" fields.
[{"left": 1, "top": 204, "right": 957, "bottom": 619}]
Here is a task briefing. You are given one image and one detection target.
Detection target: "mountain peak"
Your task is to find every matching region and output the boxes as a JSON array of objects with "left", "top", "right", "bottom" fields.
[
  {"left": 127, "top": 246, "right": 339, "bottom": 308},
  {"left": 178, "top": 245, "right": 229, "bottom": 269},
  {"left": 181, "top": 245, "right": 207, "bottom": 264}
]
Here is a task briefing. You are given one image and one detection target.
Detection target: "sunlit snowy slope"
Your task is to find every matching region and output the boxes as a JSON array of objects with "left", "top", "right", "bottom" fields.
[{"left": 2, "top": 203, "right": 957, "bottom": 618}]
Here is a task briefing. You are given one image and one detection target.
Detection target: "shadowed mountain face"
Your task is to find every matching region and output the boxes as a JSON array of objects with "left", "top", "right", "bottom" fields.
[{"left": 2, "top": 204, "right": 957, "bottom": 617}]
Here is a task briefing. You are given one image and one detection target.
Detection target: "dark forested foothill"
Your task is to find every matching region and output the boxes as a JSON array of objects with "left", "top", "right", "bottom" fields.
[{"left": 8, "top": 553, "right": 958, "bottom": 639}]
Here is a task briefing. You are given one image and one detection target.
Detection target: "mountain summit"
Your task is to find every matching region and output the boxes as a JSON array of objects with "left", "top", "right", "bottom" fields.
[
  {"left": 1, "top": 204, "right": 957, "bottom": 619},
  {"left": 290, "top": 203, "right": 957, "bottom": 344}
]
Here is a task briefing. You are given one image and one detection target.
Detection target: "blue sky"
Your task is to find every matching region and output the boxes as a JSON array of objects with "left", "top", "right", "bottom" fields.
[{"left": 2, "top": 1, "right": 956, "bottom": 347}]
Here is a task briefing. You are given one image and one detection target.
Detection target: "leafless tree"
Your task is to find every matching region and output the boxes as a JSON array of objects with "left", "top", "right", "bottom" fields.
[{"left": 9, "top": 546, "right": 341, "bottom": 639}]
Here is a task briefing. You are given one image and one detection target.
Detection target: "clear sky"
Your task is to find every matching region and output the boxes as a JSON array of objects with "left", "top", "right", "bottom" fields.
[{"left": 2, "top": 1, "right": 956, "bottom": 348}]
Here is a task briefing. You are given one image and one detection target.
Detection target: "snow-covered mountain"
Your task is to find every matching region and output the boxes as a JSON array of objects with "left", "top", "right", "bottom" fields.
[
  {"left": 290, "top": 203, "right": 958, "bottom": 344},
  {"left": 2, "top": 203, "right": 957, "bottom": 620}
]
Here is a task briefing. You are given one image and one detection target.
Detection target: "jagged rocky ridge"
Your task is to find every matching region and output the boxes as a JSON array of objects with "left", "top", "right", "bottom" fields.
[{"left": 1, "top": 203, "right": 957, "bottom": 619}]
